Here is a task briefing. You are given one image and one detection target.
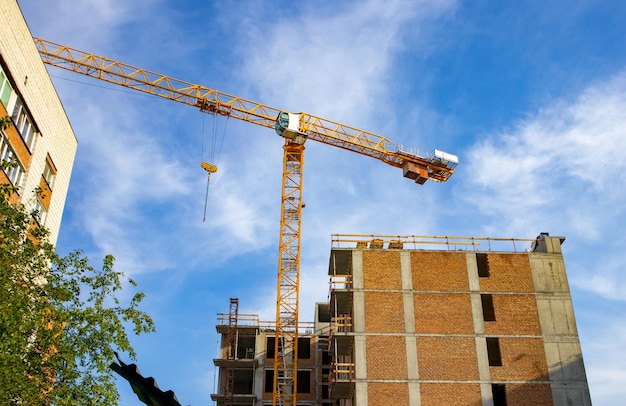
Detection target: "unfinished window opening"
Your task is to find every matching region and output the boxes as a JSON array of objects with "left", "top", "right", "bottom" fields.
[
  {"left": 232, "top": 369, "right": 254, "bottom": 394},
  {"left": 298, "top": 337, "right": 311, "bottom": 359},
  {"left": 264, "top": 370, "right": 311, "bottom": 394},
  {"left": 486, "top": 337, "right": 502, "bottom": 366},
  {"left": 492, "top": 384, "right": 507, "bottom": 406},
  {"left": 317, "top": 303, "right": 331, "bottom": 322},
  {"left": 322, "top": 350, "right": 330, "bottom": 365},
  {"left": 236, "top": 335, "right": 256, "bottom": 359},
  {"left": 477, "top": 253, "right": 490, "bottom": 277},
  {"left": 266, "top": 336, "right": 279, "bottom": 359},
  {"left": 481, "top": 294, "right": 496, "bottom": 321},
  {"left": 264, "top": 369, "right": 273, "bottom": 393},
  {"left": 297, "top": 370, "right": 311, "bottom": 393}
]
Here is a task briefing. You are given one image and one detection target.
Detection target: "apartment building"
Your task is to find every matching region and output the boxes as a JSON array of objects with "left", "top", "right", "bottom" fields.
[
  {"left": 0, "top": 0, "right": 77, "bottom": 243},
  {"left": 212, "top": 233, "right": 591, "bottom": 405}
]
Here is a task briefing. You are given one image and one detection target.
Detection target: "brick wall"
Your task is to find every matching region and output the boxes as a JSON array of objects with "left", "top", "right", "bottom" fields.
[
  {"left": 367, "top": 382, "right": 409, "bottom": 405},
  {"left": 484, "top": 294, "right": 541, "bottom": 335},
  {"left": 411, "top": 251, "right": 468, "bottom": 291},
  {"left": 419, "top": 383, "right": 482, "bottom": 406},
  {"left": 364, "top": 291, "right": 405, "bottom": 333},
  {"left": 330, "top": 248, "right": 577, "bottom": 405},
  {"left": 414, "top": 292, "right": 474, "bottom": 334},
  {"left": 479, "top": 253, "right": 534, "bottom": 292},
  {"left": 365, "top": 336, "right": 408, "bottom": 380},
  {"left": 504, "top": 383, "right": 553, "bottom": 406},
  {"left": 363, "top": 250, "right": 402, "bottom": 289},
  {"left": 490, "top": 337, "right": 549, "bottom": 381},
  {"left": 417, "top": 336, "right": 479, "bottom": 380}
]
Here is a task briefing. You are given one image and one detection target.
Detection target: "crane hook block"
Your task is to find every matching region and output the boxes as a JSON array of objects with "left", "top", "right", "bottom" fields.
[
  {"left": 201, "top": 161, "right": 218, "bottom": 173},
  {"left": 275, "top": 111, "right": 308, "bottom": 145}
]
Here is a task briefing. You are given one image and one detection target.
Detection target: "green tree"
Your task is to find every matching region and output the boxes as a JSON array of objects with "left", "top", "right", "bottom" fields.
[{"left": 0, "top": 165, "right": 155, "bottom": 404}]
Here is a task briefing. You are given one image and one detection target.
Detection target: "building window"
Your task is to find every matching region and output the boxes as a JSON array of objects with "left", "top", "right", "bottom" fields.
[
  {"left": 43, "top": 156, "right": 56, "bottom": 189},
  {"left": 266, "top": 337, "right": 277, "bottom": 359},
  {"left": 486, "top": 337, "right": 502, "bottom": 366},
  {"left": 264, "top": 370, "right": 273, "bottom": 393},
  {"left": 317, "top": 303, "right": 331, "bottom": 322},
  {"left": 322, "top": 350, "right": 330, "bottom": 365},
  {"left": 0, "top": 135, "right": 25, "bottom": 188},
  {"left": 33, "top": 199, "right": 48, "bottom": 225},
  {"left": 476, "top": 253, "right": 490, "bottom": 277},
  {"left": 298, "top": 337, "right": 311, "bottom": 359},
  {"left": 322, "top": 384, "right": 329, "bottom": 399},
  {"left": 481, "top": 294, "right": 496, "bottom": 321},
  {"left": 263, "top": 370, "right": 311, "bottom": 394},
  {"left": 11, "top": 98, "right": 37, "bottom": 151},
  {"left": 266, "top": 337, "right": 309, "bottom": 359},
  {"left": 297, "top": 370, "right": 311, "bottom": 394},
  {"left": 492, "top": 384, "right": 507, "bottom": 406},
  {"left": 0, "top": 69, "right": 14, "bottom": 108}
]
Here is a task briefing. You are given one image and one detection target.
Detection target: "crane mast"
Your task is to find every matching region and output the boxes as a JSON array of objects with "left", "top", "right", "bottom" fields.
[{"left": 34, "top": 37, "right": 458, "bottom": 406}]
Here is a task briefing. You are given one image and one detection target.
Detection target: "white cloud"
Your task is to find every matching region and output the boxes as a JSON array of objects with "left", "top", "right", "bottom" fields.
[
  {"left": 462, "top": 69, "right": 626, "bottom": 300},
  {"left": 464, "top": 70, "right": 626, "bottom": 229}
]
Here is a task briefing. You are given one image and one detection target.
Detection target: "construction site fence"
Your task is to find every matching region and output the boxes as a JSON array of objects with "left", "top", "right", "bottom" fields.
[
  {"left": 216, "top": 313, "right": 315, "bottom": 333},
  {"left": 331, "top": 233, "right": 539, "bottom": 253}
]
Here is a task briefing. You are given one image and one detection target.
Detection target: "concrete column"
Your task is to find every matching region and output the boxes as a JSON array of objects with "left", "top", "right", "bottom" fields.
[
  {"left": 352, "top": 250, "right": 367, "bottom": 405},
  {"left": 401, "top": 251, "right": 420, "bottom": 405},
  {"left": 467, "top": 253, "right": 493, "bottom": 406}
]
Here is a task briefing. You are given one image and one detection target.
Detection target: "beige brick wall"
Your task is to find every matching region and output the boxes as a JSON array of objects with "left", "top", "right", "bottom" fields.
[
  {"left": 411, "top": 251, "right": 469, "bottom": 291},
  {"left": 0, "top": 0, "right": 77, "bottom": 244},
  {"left": 419, "top": 383, "right": 482, "bottom": 406},
  {"left": 365, "top": 336, "right": 408, "bottom": 380},
  {"left": 417, "top": 336, "right": 479, "bottom": 380}
]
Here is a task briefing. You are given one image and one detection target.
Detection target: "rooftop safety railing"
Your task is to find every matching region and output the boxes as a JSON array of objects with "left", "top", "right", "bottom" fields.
[
  {"left": 216, "top": 313, "right": 315, "bottom": 333},
  {"left": 331, "top": 233, "right": 539, "bottom": 253}
]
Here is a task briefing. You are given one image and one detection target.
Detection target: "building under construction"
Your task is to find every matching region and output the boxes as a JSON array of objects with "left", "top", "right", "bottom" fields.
[{"left": 211, "top": 233, "right": 591, "bottom": 406}]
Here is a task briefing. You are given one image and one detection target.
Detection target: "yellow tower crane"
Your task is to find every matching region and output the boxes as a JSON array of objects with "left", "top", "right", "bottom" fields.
[{"left": 34, "top": 37, "right": 458, "bottom": 406}]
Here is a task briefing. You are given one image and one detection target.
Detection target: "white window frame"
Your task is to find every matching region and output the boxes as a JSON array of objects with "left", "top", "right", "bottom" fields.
[
  {"left": 43, "top": 159, "right": 56, "bottom": 190},
  {"left": 33, "top": 198, "right": 48, "bottom": 226},
  {"left": 0, "top": 134, "right": 25, "bottom": 189}
]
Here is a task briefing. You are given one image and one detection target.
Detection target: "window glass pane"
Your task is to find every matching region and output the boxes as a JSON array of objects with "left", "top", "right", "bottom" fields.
[
  {"left": 0, "top": 75, "right": 12, "bottom": 108},
  {"left": 11, "top": 98, "right": 22, "bottom": 122}
]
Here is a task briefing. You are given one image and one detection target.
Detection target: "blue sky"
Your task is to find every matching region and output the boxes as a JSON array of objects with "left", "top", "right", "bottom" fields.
[{"left": 17, "top": 0, "right": 626, "bottom": 404}]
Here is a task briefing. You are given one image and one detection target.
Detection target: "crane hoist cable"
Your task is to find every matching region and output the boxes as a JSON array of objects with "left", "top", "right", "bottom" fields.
[{"left": 200, "top": 111, "right": 228, "bottom": 221}]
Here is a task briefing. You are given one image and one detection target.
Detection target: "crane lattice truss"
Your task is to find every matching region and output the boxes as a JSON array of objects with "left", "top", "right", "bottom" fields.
[{"left": 34, "top": 37, "right": 457, "bottom": 406}]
